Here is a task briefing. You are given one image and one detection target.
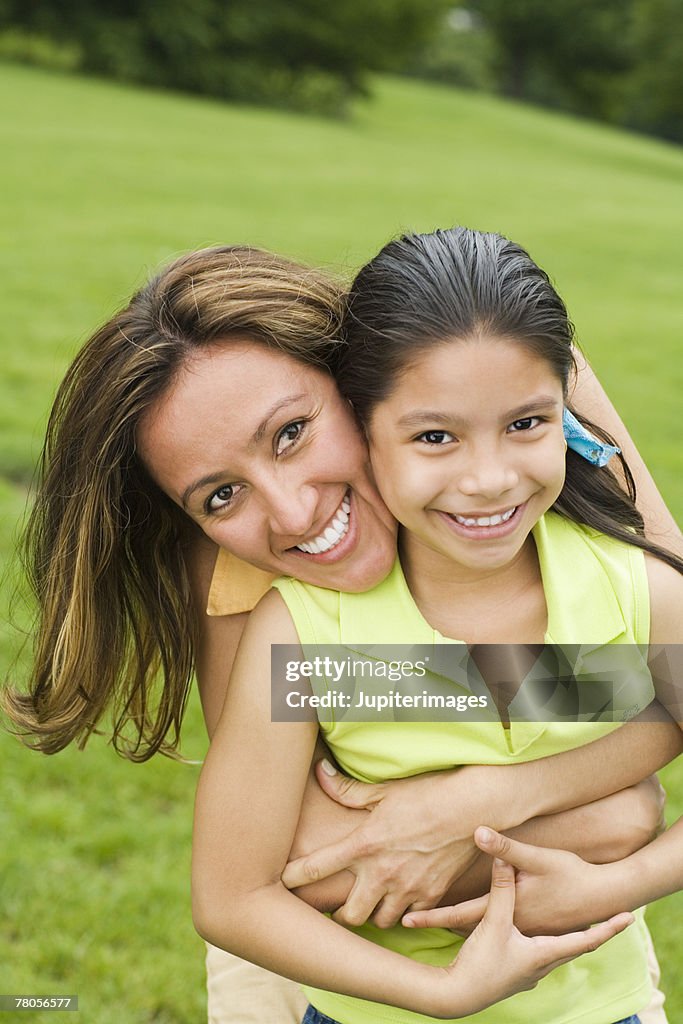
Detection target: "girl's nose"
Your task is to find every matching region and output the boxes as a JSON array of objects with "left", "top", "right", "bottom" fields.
[{"left": 457, "top": 458, "right": 519, "bottom": 500}]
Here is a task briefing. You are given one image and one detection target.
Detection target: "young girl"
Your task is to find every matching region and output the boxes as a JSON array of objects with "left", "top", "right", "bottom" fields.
[{"left": 192, "top": 227, "right": 683, "bottom": 1023}]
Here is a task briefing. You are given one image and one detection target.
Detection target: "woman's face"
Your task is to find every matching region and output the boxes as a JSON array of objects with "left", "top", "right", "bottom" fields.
[{"left": 137, "top": 340, "right": 397, "bottom": 592}]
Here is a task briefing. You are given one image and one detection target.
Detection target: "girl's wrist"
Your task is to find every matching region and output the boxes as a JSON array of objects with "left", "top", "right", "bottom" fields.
[
  {"left": 393, "top": 960, "right": 466, "bottom": 1020},
  {"left": 419, "top": 965, "right": 473, "bottom": 1021}
]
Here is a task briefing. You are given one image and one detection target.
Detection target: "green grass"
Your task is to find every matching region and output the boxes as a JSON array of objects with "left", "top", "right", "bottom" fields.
[{"left": 1, "top": 61, "right": 681, "bottom": 1022}]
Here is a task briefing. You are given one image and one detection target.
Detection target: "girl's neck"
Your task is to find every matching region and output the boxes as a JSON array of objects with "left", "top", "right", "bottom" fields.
[{"left": 399, "top": 529, "right": 547, "bottom": 644}]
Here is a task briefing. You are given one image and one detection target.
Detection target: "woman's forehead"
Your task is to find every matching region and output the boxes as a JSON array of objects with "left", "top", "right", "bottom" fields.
[{"left": 135, "top": 341, "right": 337, "bottom": 493}]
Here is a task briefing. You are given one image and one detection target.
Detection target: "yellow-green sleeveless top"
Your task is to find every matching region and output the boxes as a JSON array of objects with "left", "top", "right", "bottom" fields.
[{"left": 273, "top": 512, "right": 654, "bottom": 1024}]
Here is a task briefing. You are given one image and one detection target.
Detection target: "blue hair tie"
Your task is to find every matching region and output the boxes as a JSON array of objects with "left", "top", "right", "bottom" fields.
[{"left": 562, "top": 408, "right": 620, "bottom": 467}]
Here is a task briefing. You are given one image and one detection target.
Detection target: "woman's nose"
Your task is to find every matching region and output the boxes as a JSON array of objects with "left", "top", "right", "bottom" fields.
[{"left": 263, "top": 481, "right": 319, "bottom": 540}]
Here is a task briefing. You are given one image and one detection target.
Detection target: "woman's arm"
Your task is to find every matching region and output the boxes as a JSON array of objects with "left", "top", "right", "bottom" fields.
[
  {"left": 282, "top": 713, "right": 681, "bottom": 926},
  {"left": 191, "top": 590, "right": 633, "bottom": 1019},
  {"left": 188, "top": 537, "right": 682, "bottom": 928},
  {"left": 404, "top": 555, "right": 683, "bottom": 936},
  {"left": 571, "top": 355, "right": 683, "bottom": 555}
]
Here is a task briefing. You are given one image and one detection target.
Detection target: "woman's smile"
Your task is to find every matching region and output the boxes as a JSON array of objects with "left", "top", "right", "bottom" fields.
[{"left": 137, "top": 340, "right": 397, "bottom": 592}]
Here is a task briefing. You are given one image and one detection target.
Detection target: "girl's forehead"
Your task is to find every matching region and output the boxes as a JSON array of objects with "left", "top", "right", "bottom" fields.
[{"left": 372, "top": 337, "right": 563, "bottom": 424}]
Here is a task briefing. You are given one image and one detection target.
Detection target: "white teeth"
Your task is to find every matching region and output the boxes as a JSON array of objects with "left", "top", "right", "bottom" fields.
[
  {"left": 454, "top": 506, "right": 517, "bottom": 527},
  {"left": 295, "top": 493, "right": 351, "bottom": 554}
]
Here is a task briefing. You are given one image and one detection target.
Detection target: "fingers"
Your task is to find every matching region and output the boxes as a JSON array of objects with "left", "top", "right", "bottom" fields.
[
  {"left": 402, "top": 897, "right": 488, "bottom": 931},
  {"left": 475, "top": 827, "right": 549, "bottom": 872},
  {"left": 480, "top": 858, "right": 516, "bottom": 929},
  {"left": 534, "top": 913, "right": 635, "bottom": 975},
  {"left": 331, "top": 877, "right": 385, "bottom": 928},
  {"left": 315, "top": 759, "right": 385, "bottom": 809},
  {"left": 370, "top": 894, "right": 414, "bottom": 930},
  {"left": 282, "top": 834, "right": 359, "bottom": 889}
]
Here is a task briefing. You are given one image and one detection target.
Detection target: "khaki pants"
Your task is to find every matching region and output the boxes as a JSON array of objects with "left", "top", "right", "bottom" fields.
[
  {"left": 205, "top": 935, "right": 668, "bottom": 1024},
  {"left": 206, "top": 944, "right": 307, "bottom": 1024}
]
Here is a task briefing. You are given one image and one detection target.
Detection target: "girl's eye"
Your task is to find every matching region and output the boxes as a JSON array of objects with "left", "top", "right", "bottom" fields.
[
  {"left": 276, "top": 420, "right": 306, "bottom": 455},
  {"left": 508, "top": 417, "right": 540, "bottom": 432},
  {"left": 206, "top": 483, "right": 244, "bottom": 513},
  {"left": 417, "top": 430, "right": 455, "bottom": 445}
]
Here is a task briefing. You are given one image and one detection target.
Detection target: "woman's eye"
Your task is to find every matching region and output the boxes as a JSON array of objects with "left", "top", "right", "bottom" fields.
[
  {"left": 276, "top": 420, "right": 306, "bottom": 455},
  {"left": 207, "top": 483, "right": 243, "bottom": 513},
  {"left": 417, "top": 430, "right": 455, "bottom": 445},
  {"left": 508, "top": 417, "right": 540, "bottom": 432}
]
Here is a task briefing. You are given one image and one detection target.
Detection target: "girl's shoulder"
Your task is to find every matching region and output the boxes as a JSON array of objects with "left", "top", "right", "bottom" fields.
[
  {"left": 244, "top": 587, "right": 301, "bottom": 645},
  {"left": 645, "top": 552, "right": 683, "bottom": 644}
]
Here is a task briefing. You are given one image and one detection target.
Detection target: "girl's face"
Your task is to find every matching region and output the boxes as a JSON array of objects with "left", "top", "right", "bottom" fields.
[
  {"left": 366, "top": 336, "right": 566, "bottom": 579},
  {"left": 138, "top": 340, "right": 397, "bottom": 592}
]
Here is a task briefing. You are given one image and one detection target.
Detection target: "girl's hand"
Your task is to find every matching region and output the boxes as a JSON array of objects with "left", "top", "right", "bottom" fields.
[
  {"left": 403, "top": 827, "right": 615, "bottom": 937},
  {"left": 425, "top": 851, "right": 634, "bottom": 1019},
  {"left": 282, "top": 760, "right": 481, "bottom": 929}
]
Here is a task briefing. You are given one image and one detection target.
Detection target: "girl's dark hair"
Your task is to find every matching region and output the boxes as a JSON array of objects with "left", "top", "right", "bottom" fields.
[
  {"left": 336, "top": 226, "right": 683, "bottom": 575},
  {"left": 3, "top": 246, "right": 345, "bottom": 761}
]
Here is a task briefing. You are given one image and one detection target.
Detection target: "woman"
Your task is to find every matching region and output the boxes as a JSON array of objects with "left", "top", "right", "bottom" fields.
[{"left": 4, "top": 244, "right": 681, "bottom": 1022}]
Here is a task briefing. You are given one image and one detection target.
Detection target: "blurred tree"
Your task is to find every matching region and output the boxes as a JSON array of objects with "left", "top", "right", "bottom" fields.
[
  {"left": 622, "top": 0, "right": 683, "bottom": 142},
  {"left": 407, "top": 7, "right": 495, "bottom": 90},
  {"left": 467, "top": 0, "right": 635, "bottom": 120},
  {"left": 1, "top": 0, "right": 452, "bottom": 113}
]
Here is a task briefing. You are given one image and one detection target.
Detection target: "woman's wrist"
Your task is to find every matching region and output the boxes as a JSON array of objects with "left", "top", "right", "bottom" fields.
[{"left": 436, "top": 763, "right": 541, "bottom": 835}]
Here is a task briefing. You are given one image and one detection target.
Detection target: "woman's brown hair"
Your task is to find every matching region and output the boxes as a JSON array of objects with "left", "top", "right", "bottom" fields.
[{"left": 3, "top": 246, "right": 344, "bottom": 760}]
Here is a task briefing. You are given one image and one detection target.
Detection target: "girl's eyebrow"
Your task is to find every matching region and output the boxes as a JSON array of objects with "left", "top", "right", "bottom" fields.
[
  {"left": 397, "top": 410, "right": 455, "bottom": 428},
  {"left": 396, "top": 396, "right": 559, "bottom": 429},
  {"left": 505, "top": 396, "right": 560, "bottom": 420}
]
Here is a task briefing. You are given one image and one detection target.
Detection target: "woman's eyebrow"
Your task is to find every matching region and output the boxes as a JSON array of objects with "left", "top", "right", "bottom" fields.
[
  {"left": 181, "top": 393, "right": 308, "bottom": 509},
  {"left": 250, "top": 393, "right": 307, "bottom": 446}
]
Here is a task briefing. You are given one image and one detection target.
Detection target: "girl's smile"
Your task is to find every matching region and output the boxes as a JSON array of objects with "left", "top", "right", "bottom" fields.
[
  {"left": 137, "top": 340, "right": 397, "bottom": 592},
  {"left": 367, "top": 336, "right": 567, "bottom": 581}
]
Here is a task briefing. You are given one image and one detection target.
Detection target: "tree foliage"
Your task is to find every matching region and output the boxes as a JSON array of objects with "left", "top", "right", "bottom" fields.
[
  {"left": 623, "top": 0, "right": 683, "bottom": 142},
  {"left": 467, "top": 0, "right": 634, "bottom": 119},
  {"left": 1, "top": 0, "right": 451, "bottom": 113},
  {"left": 449, "top": 0, "right": 683, "bottom": 143}
]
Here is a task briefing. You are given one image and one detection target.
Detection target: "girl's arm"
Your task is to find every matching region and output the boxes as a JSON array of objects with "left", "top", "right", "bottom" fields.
[
  {"left": 191, "top": 590, "right": 632, "bottom": 1019},
  {"left": 282, "top": 715, "right": 681, "bottom": 927},
  {"left": 404, "top": 555, "right": 683, "bottom": 936},
  {"left": 188, "top": 538, "right": 682, "bottom": 925}
]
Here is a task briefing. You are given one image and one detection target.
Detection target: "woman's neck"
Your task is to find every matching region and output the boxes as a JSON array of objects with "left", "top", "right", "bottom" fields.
[{"left": 399, "top": 529, "right": 548, "bottom": 644}]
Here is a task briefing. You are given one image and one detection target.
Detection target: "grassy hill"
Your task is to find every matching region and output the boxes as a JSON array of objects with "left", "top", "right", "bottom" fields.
[{"left": 1, "top": 61, "right": 681, "bottom": 1022}]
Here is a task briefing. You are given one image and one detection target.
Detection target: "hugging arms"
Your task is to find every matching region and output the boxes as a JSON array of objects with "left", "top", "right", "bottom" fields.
[
  {"left": 188, "top": 354, "right": 682, "bottom": 936},
  {"left": 6, "top": 241, "right": 681, "bottom": 1021}
]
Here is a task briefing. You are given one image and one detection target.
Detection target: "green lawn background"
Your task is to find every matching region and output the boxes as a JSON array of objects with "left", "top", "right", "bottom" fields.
[{"left": 1, "top": 62, "right": 681, "bottom": 1022}]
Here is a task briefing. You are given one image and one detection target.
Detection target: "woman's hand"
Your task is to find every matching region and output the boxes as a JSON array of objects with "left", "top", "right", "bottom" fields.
[
  {"left": 403, "top": 828, "right": 619, "bottom": 937},
  {"left": 282, "top": 759, "right": 482, "bottom": 929},
  {"left": 426, "top": 848, "right": 634, "bottom": 1019}
]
